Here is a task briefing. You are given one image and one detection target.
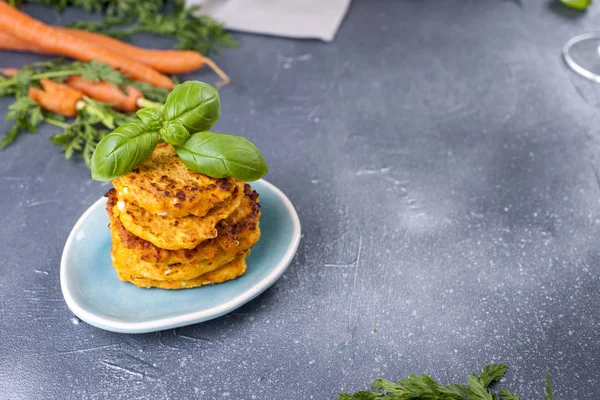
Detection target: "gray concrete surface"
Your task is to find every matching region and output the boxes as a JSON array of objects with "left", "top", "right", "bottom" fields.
[{"left": 1, "top": 1, "right": 600, "bottom": 398}]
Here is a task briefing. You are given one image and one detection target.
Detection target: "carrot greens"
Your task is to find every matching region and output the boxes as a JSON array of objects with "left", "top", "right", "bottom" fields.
[
  {"left": 0, "top": 59, "right": 166, "bottom": 162},
  {"left": 50, "top": 98, "right": 136, "bottom": 166}
]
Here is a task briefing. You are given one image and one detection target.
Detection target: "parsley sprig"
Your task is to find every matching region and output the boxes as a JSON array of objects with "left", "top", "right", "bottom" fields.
[{"left": 339, "top": 364, "right": 555, "bottom": 400}]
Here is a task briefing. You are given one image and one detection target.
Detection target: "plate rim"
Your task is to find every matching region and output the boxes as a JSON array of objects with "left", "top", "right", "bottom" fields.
[{"left": 60, "top": 179, "right": 301, "bottom": 334}]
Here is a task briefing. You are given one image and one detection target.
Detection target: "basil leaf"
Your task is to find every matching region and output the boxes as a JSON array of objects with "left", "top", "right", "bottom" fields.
[
  {"left": 174, "top": 132, "right": 268, "bottom": 181},
  {"left": 90, "top": 122, "right": 158, "bottom": 181},
  {"left": 136, "top": 108, "right": 163, "bottom": 131},
  {"left": 163, "top": 81, "right": 220, "bottom": 133},
  {"left": 159, "top": 120, "right": 190, "bottom": 146}
]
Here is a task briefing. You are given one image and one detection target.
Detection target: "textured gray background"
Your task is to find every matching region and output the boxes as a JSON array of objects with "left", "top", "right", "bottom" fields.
[{"left": 1, "top": 0, "right": 600, "bottom": 398}]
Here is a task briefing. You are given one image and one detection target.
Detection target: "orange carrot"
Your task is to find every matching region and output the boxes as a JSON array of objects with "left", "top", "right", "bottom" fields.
[
  {"left": 0, "top": 30, "right": 52, "bottom": 55},
  {"left": 59, "top": 28, "right": 230, "bottom": 87},
  {"left": 0, "top": 68, "right": 19, "bottom": 77},
  {"left": 66, "top": 76, "right": 143, "bottom": 112},
  {"left": 2, "top": 67, "right": 159, "bottom": 111},
  {"left": 0, "top": 1, "right": 174, "bottom": 89},
  {"left": 29, "top": 78, "right": 83, "bottom": 117},
  {"left": 0, "top": 27, "right": 229, "bottom": 88}
]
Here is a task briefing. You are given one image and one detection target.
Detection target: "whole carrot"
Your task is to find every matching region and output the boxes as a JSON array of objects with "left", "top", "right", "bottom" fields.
[
  {"left": 0, "top": 28, "right": 229, "bottom": 88},
  {"left": 28, "top": 78, "right": 118, "bottom": 130},
  {"left": 0, "top": 68, "right": 19, "bottom": 77},
  {"left": 0, "top": 1, "right": 174, "bottom": 89},
  {"left": 1, "top": 68, "right": 161, "bottom": 111},
  {"left": 66, "top": 76, "right": 142, "bottom": 112},
  {"left": 0, "top": 30, "right": 51, "bottom": 54},
  {"left": 29, "top": 79, "right": 83, "bottom": 117},
  {"left": 58, "top": 28, "right": 230, "bottom": 87}
]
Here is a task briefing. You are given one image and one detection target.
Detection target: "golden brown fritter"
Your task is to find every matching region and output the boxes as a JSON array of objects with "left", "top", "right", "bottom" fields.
[
  {"left": 105, "top": 185, "right": 261, "bottom": 264},
  {"left": 113, "top": 251, "right": 249, "bottom": 289},
  {"left": 112, "top": 143, "right": 237, "bottom": 218},
  {"left": 115, "top": 182, "right": 245, "bottom": 250},
  {"left": 110, "top": 229, "right": 253, "bottom": 281}
]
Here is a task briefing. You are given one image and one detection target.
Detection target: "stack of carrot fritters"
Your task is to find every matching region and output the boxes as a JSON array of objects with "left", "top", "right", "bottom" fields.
[{"left": 105, "top": 143, "right": 261, "bottom": 289}]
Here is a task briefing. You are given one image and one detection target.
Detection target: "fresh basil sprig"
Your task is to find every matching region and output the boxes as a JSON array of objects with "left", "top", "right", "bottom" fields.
[{"left": 90, "top": 81, "right": 268, "bottom": 182}]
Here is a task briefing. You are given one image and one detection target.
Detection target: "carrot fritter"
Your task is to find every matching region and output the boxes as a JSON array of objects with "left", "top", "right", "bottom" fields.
[
  {"left": 105, "top": 184, "right": 261, "bottom": 265},
  {"left": 112, "top": 143, "right": 237, "bottom": 218},
  {"left": 110, "top": 228, "right": 254, "bottom": 281},
  {"left": 115, "top": 182, "right": 245, "bottom": 250},
  {"left": 113, "top": 251, "right": 249, "bottom": 289}
]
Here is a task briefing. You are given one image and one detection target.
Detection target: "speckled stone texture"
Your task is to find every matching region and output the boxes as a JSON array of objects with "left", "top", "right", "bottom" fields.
[{"left": 1, "top": 1, "right": 600, "bottom": 399}]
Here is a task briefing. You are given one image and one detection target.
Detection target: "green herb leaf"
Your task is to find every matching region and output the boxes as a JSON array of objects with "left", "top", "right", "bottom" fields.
[
  {"left": 560, "top": 0, "right": 592, "bottom": 10},
  {"left": 543, "top": 371, "right": 554, "bottom": 400},
  {"left": 499, "top": 389, "right": 523, "bottom": 400},
  {"left": 0, "top": 96, "right": 44, "bottom": 149},
  {"left": 77, "top": 59, "right": 126, "bottom": 84},
  {"left": 47, "top": 99, "right": 133, "bottom": 167},
  {"left": 90, "top": 122, "right": 158, "bottom": 181},
  {"left": 175, "top": 132, "right": 268, "bottom": 181},
  {"left": 338, "top": 392, "right": 381, "bottom": 400},
  {"left": 137, "top": 107, "right": 164, "bottom": 131},
  {"left": 159, "top": 120, "right": 189, "bottom": 146},
  {"left": 476, "top": 364, "right": 508, "bottom": 389},
  {"left": 339, "top": 364, "right": 548, "bottom": 400},
  {"left": 80, "top": 97, "right": 115, "bottom": 129},
  {"left": 129, "top": 81, "right": 170, "bottom": 103},
  {"left": 460, "top": 375, "right": 494, "bottom": 400},
  {"left": 163, "top": 81, "right": 220, "bottom": 133},
  {"left": 0, "top": 126, "right": 24, "bottom": 149}
]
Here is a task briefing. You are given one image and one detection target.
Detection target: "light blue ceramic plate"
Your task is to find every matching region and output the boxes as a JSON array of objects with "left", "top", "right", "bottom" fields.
[{"left": 60, "top": 179, "right": 301, "bottom": 334}]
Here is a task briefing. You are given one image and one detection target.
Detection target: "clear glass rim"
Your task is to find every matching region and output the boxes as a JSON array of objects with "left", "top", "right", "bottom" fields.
[{"left": 563, "top": 31, "right": 600, "bottom": 83}]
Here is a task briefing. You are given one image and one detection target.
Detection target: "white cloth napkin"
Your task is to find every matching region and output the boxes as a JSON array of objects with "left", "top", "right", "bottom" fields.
[{"left": 188, "top": 0, "right": 351, "bottom": 42}]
